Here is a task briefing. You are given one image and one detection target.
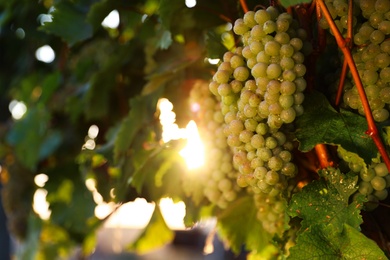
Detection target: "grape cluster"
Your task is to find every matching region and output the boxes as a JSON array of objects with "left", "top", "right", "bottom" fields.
[
  {"left": 210, "top": 7, "right": 309, "bottom": 235},
  {"left": 185, "top": 80, "right": 241, "bottom": 209},
  {"left": 319, "top": 0, "right": 360, "bottom": 36},
  {"left": 334, "top": 0, "right": 390, "bottom": 122},
  {"left": 338, "top": 148, "right": 390, "bottom": 210}
]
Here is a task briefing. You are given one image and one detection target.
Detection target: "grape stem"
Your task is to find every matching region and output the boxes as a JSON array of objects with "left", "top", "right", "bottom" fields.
[
  {"left": 334, "top": 0, "right": 354, "bottom": 107},
  {"left": 239, "top": 0, "right": 249, "bottom": 13},
  {"left": 317, "top": 0, "right": 390, "bottom": 171},
  {"left": 314, "top": 144, "right": 333, "bottom": 169}
]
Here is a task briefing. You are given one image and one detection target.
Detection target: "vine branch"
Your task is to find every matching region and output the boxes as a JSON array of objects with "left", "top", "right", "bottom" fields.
[{"left": 239, "top": 0, "right": 249, "bottom": 13}]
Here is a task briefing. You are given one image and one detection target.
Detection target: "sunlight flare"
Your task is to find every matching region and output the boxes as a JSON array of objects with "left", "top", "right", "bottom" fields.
[{"left": 179, "top": 120, "right": 205, "bottom": 170}]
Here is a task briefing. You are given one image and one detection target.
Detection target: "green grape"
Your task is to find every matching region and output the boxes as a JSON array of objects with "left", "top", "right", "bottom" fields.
[
  {"left": 281, "top": 108, "right": 297, "bottom": 123},
  {"left": 254, "top": 9, "right": 271, "bottom": 25},
  {"left": 250, "top": 41, "right": 264, "bottom": 54},
  {"left": 265, "top": 136, "right": 278, "bottom": 149},
  {"left": 290, "top": 38, "right": 303, "bottom": 51},
  {"left": 267, "top": 63, "right": 282, "bottom": 79},
  {"left": 374, "top": 163, "right": 388, "bottom": 177},
  {"left": 280, "top": 57, "right": 295, "bottom": 70},
  {"left": 233, "top": 18, "right": 249, "bottom": 35},
  {"left": 252, "top": 62, "right": 268, "bottom": 78},
  {"left": 268, "top": 156, "right": 284, "bottom": 171},
  {"left": 376, "top": 0, "right": 390, "bottom": 13},
  {"left": 257, "top": 147, "right": 273, "bottom": 162},
  {"left": 243, "top": 11, "right": 257, "bottom": 28},
  {"left": 268, "top": 102, "right": 283, "bottom": 115},
  {"left": 213, "top": 70, "right": 231, "bottom": 84},
  {"left": 233, "top": 66, "right": 250, "bottom": 81},
  {"left": 251, "top": 134, "right": 265, "bottom": 149},
  {"left": 373, "top": 188, "right": 388, "bottom": 201},
  {"left": 263, "top": 20, "right": 277, "bottom": 34},
  {"left": 280, "top": 81, "right": 296, "bottom": 95},
  {"left": 217, "top": 83, "right": 232, "bottom": 97},
  {"left": 370, "top": 29, "right": 385, "bottom": 44},
  {"left": 264, "top": 41, "right": 281, "bottom": 56},
  {"left": 293, "top": 63, "right": 306, "bottom": 77},
  {"left": 251, "top": 24, "right": 266, "bottom": 40},
  {"left": 371, "top": 176, "right": 387, "bottom": 190},
  {"left": 378, "top": 20, "right": 390, "bottom": 34},
  {"left": 370, "top": 11, "right": 385, "bottom": 28}
]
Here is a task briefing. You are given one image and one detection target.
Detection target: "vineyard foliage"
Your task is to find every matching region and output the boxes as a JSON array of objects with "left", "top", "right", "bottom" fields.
[{"left": 0, "top": 0, "right": 390, "bottom": 259}]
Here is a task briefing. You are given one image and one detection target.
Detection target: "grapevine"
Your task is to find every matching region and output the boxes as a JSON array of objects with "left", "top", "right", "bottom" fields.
[{"left": 1, "top": 0, "right": 390, "bottom": 259}]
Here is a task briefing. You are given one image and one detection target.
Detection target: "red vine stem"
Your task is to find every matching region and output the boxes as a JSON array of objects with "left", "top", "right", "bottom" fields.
[
  {"left": 335, "top": 0, "right": 354, "bottom": 106},
  {"left": 315, "top": 144, "right": 333, "bottom": 169},
  {"left": 317, "top": 0, "right": 390, "bottom": 171},
  {"left": 239, "top": 0, "right": 249, "bottom": 13}
]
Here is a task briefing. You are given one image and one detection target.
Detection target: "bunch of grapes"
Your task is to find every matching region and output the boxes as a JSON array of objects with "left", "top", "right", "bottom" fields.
[
  {"left": 184, "top": 80, "right": 241, "bottom": 209},
  {"left": 319, "top": 0, "right": 360, "bottom": 36},
  {"left": 322, "top": 0, "right": 390, "bottom": 122},
  {"left": 316, "top": 0, "right": 390, "bottom": 212},
  {"left": 209, "top": 6, "right": 309, "bottom": 235},
  {"left": 338, "top": 147, "right": 390, "bottom": 210}
]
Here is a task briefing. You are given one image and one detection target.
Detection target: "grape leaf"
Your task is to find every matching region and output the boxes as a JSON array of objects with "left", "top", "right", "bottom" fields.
[
  {"left": 295, "top": 91, "right": 377, "bottom": 164},
  {"left": 6, "top": 107, "right": 50, "bottom": 170},
  {"left": 280, "top": 0, "right": 312, "bottom": 8},
  {"left": 45, "top": 163, "right": 98, "bottom": 241},
  {"left": 286, "top": 168, "right": 385, "bottom": 259},
  {"left": 87, "top": 0, "right": 116, "bottom": 32},
  {"left": 113, "top": 92, "right": 161, "bottom": 163},
  {"left": 289, "top": 223, "right": 387, "bottom": 259},
  {"left": 40, "top": 1, "right": 93, "bottom": 46},
  {"left": 127, "top": 205, "right": 174, "bottom": 253},
  {"left": 217, "top": 196, "right": 272, "bottom": 254},
  {"left": 288, "top": 168, "right": 361, "bottom": 233}
]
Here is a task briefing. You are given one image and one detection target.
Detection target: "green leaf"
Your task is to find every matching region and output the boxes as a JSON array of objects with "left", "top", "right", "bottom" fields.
[
  {"left": 45, "top": 163, "right": 97, "bottom": 241},
  {"left": 40, "top": 1, "right": 93, "bottom": 46},
  {"left": 39, "top": 71, "right": 62, "bottom": 104},
  {"left": 127, "top": 205, "right": 174, "bottom": 253},
  {"left": 280, "top": 0, "right": 312, "bottom": 8},
  {"left": 217, "top": 196, "right": 272, "bottom": 254},
  {"left": 158, "top": 0, "right": 186, "bottom": 30},
  {"left": 6, "top": 107, "right": 49, "bottom": 170},
  {"left": 288, "top": 167, "right": 361, "bottom": 232},
  {"left": 295, "top": 91, "right": 377, "bottom": 164},
  {"left": 15, "top": 215, "right": 42, "bottom": 260},
  {"left": 114, "top": 92, "right": 161, "bottom": 163},
  {"left": 87, "top": 0, "right": 116, "bottom": 32},
  {"left": 289, "top": 224, "right": 387, "bottom": 259}
]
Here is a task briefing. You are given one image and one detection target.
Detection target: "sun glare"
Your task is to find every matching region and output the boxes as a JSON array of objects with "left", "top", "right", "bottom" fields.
[
  {"left": 158, "top": 98, "right": 205, "bottom": 169},
  {"left": 179, "top": 120, "right": 205, "bottom": 170}
]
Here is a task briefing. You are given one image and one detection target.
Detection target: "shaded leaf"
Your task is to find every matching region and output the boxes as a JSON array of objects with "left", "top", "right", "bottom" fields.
[
  {"left": 295, "top": 91, "right": 377, "bottom": 164},
  {"left": 39, "top": 71, "right": 62, "bottom": 104},
  {"left": 289, "top": 224, "right": 387, "bottom": 260},
  {"left": 127, "top": 205, "right": 174, "bottom": 253},
  {"left": 280, "top": 0, "right": 312, "bottom": 8},
  {"left": 40, "top": 1, "right": 93, "bottom": 46},
  {"left": 45, "top": 163, "right": 98, "bottom": 241},
  {"left": 217, "top": 196, "right": 272, "bottom": 254},
  {"left": 113, "top": 92, "right": 161, "bottom": 163},
  {"left": 6, "top": 107, "right": 49, "bottom": 170}
]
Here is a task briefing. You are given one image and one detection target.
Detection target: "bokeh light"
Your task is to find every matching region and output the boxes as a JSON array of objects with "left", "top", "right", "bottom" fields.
[
  {"left": 102, "top": 10, "right": 120, "bottom": 29},
  {"left": 35, "top": 45, "right": 55, "bottom": 63}
]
